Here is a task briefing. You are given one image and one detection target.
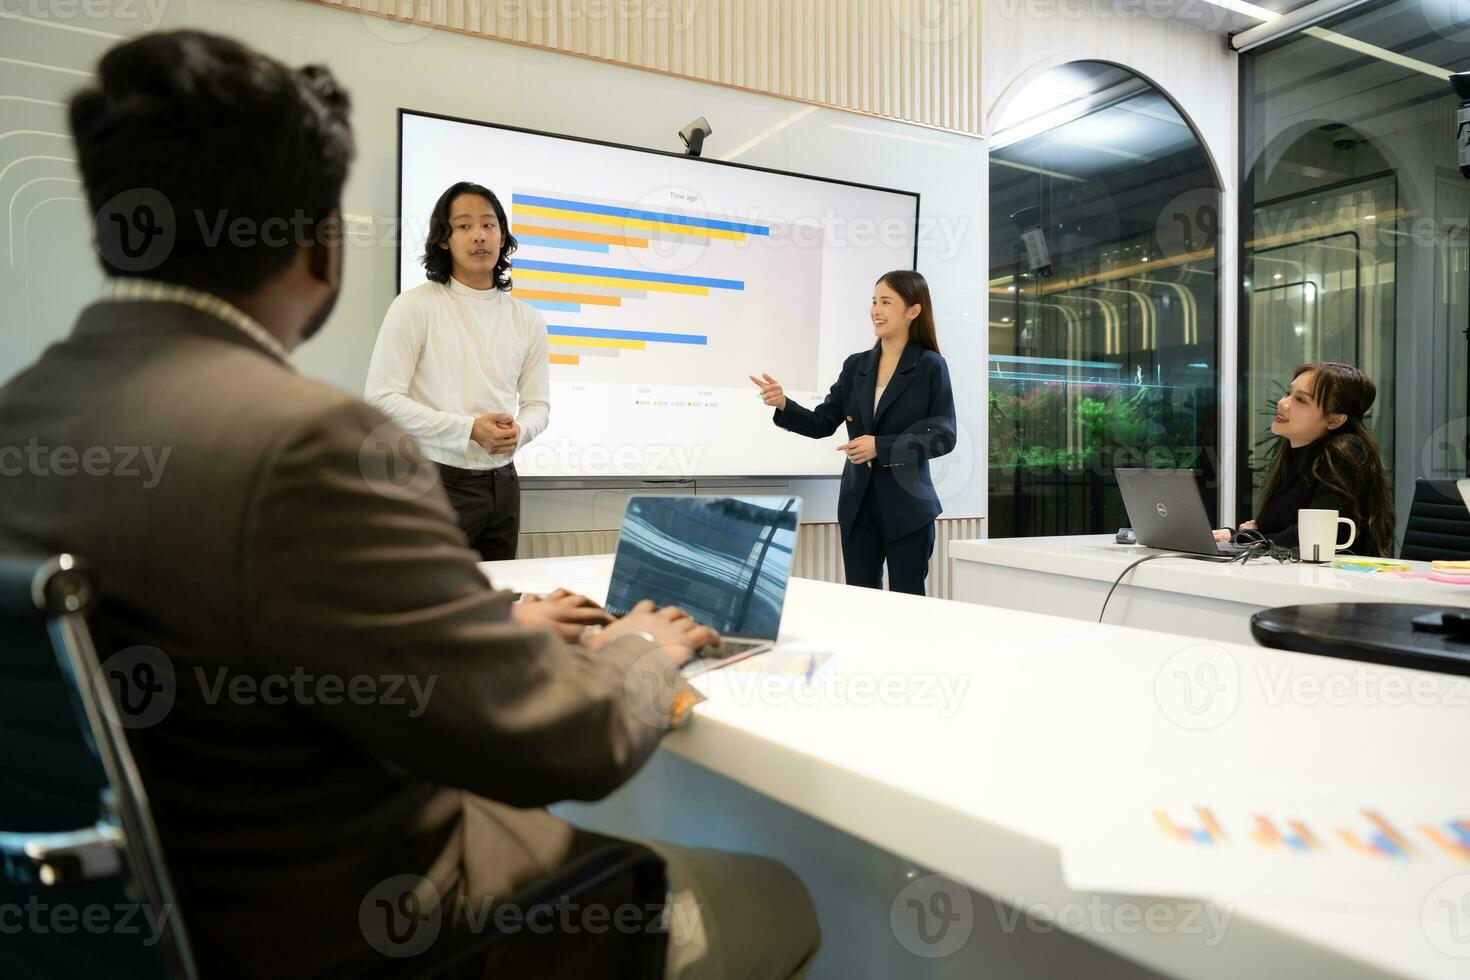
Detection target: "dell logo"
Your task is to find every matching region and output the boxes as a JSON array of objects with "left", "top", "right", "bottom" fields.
[{"left": 1156, "top": 502, "right": 1169, "bottom": 518}]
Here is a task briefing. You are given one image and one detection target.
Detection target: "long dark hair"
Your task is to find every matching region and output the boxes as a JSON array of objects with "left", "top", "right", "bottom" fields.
[
  {"left": 877, "top": 270, "right": 940, "bottom": 355},
  {"left": 1256, "top": 361, "right": 1396, "bottom": 557},
  {"left": 422, "top": 181, "right": 517, "bottom": 288}
]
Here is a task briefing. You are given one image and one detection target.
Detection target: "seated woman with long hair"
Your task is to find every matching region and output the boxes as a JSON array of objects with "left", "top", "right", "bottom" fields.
[{"left": 1215, "top": 361, "right": 1396, "bottom": 557}]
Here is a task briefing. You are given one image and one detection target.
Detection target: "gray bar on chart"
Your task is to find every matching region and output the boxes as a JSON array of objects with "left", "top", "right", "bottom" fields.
[{"left": 550, "top": 345, "right": 620, "bottom": 358}]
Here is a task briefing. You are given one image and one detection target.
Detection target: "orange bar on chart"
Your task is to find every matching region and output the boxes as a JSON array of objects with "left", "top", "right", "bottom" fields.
[
  {"left": 1365, "top": 810, "right": 1417, "bottom": 857},
  {"left": 1197, "top": 808, "right": 1227, "bottom": 842},
  {"left": 548, "top": 353, "right": 579, "bottom": 365},
  {"left": 1250, "top": 816, "right": 1282, "bottom": 848},
  {"left": 514, "top": 288, "right": 622, "bottom": 307},
  {"left": 1335, "top": 829, "right": 1382, "bottom": 857},
  {"left": 1288, "top": 821, "right": 1322, "bottom": 850},
  {"left": 1421, "top": 825, "right": 1470, "bottom": 862},
  {"left": 513, "top": 223, "right": 650, "bottom": 248}
]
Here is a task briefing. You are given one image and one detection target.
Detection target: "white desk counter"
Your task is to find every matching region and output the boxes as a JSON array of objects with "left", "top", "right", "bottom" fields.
[
  {"left": 483, "top": 555, "right": 1470, "bottom": 980},
  {"left": 950, "top": 534, "right": 1470, "bottom": 644}
]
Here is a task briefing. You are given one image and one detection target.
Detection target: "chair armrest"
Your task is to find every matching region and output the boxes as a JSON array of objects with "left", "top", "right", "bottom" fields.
[
  {"left": 0, "top": 555, "right": 94, "bottom": 621},
  {"left": 0, "top": 821, "right": 125, "bottom": 886}
]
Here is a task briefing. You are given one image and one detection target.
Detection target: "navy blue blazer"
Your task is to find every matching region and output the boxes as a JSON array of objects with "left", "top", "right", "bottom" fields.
[{"left": 774, "top": 343, "right": 957, "bottom": 539}]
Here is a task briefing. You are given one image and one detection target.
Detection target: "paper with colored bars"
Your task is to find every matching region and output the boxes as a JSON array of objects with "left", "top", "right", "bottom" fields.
[
  {"left": 508, "top": 189, "right": 823, "bottom": 389},
  {"left": 1061, "top": 799, "right": 1470, "bottom": 914}
]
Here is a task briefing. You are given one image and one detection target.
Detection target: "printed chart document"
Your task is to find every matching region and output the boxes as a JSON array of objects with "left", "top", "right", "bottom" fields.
[{"left": 1061, "top": 791, "right": 1469, "bottom": 916}]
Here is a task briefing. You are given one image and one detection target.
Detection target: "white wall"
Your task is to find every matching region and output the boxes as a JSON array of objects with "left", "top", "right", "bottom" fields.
[
  {"left": 1, "top": 0, "right": 1239, "bottom": 532},
  {"left": 0, "top": 0, "right": 986, "bottom": 532}
]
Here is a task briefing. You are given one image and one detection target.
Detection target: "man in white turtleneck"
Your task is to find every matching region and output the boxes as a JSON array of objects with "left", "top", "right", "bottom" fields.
[{"left": 366, "top": 181, "right": 550, "bottom": 560}]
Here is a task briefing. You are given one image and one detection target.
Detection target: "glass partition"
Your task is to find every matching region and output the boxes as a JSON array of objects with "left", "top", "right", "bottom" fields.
[
  {"left": 1240, "top": 0, "right": 1470, "bottom": 546},
  {"left": 988, "top": 62, "right": 1221, "bottom": 537}
]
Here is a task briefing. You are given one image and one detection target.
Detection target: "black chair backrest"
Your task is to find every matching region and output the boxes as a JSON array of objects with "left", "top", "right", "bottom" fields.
[
  {"left": 1400, "top": 478, "right": 1470, "bottom": 561},
  {"left": 0, "top": 556, "right": 197, "bottom": 980}
]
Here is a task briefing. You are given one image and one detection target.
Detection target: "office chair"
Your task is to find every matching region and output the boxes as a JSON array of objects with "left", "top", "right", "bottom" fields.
[
  {"left": 1400, "top": 477, "right": 1470, "bottom": 561},
  {"left": 0, "top": 555, "right": 670, "bottom": 979},
  {"left": 0, "top": 555, "right": 198, "bottom": 980}
]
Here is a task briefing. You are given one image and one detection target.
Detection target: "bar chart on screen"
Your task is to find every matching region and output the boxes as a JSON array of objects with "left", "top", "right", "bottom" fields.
[
  {"left": 398, "top": 111, "right": 919, "bottom": 477},
  {"left": 508, "top": 188, "right": 822, "bottom": 391}
]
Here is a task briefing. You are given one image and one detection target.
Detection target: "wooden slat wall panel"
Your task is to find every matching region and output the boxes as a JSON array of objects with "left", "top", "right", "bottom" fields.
[{"left": 301, "top": 0, "right": 982, "bottom": 135}]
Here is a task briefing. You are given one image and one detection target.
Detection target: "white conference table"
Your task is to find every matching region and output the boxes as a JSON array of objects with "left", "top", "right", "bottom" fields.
[
  {"left": 950, "top": 534, "right": 1470, "bottom": 645},
  {"left": 481, "top": 554, "right": 1469, "bottom": 980}
]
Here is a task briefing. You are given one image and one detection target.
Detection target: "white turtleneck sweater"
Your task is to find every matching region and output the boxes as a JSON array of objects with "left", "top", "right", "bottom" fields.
[{"left": 365, "top": 276, "right": 551, "bottom": 470}]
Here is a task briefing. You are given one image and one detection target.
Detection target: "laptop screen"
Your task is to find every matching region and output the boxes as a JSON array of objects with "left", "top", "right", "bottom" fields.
[{"left": 604, "top": 496, "right": 800, "bottom": 638}]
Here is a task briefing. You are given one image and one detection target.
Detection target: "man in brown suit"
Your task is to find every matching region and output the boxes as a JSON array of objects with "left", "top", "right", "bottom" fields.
[{"left": 0, "top": 30, "right": 817, "bottom": 978}]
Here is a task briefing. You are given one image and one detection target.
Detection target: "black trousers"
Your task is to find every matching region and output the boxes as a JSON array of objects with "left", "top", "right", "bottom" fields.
[
  {"left": 438, "top": 462, "right": 520, "bottom": 562},
  {"left": 840, "top": 479, "right": 936, "bottom": 596}
]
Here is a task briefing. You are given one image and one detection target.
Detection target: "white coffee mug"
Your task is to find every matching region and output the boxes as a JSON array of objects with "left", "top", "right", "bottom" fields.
[{"left": 1298, "top": 508, "right": 1356, "bottom": 562}]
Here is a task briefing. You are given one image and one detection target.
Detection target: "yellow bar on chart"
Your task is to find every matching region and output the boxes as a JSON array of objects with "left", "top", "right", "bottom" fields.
[
  {"left": 516, "top": 268, "right": 711, "bottom": 296},
  {"left": 513, "top": 203, "right": 748, "bottom": 242},
  {"left": 547, "top": 335, "right": 647, "bottom": 350},
  {"left": 1152, "top": 809, "right": 1185, "bottom": 840},
  {"left": 548, "top": 353, "right": 580, "bottom": 365}
]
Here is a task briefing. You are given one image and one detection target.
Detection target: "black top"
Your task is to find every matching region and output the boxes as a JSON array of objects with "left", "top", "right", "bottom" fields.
[
  {"left": 773, "top": 342, "right": 956, "bottom": 540},
  {"left": 1254, "top": 430, "right": 1357, "bottom": 550}
]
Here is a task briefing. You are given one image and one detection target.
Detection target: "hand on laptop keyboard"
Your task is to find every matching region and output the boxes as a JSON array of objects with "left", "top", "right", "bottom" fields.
[{"left": 580, "top": 600, "right": 722, "bottom": 665}]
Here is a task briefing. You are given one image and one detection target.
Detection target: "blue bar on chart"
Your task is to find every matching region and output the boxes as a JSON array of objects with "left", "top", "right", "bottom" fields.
[{"left": 546, "top": 325, "right": 708, "bottom": 346}]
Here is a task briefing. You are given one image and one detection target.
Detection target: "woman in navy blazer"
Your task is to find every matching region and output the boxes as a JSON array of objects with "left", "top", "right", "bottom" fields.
[{"left": 750, "top": 270, "right": 956, "bottom": 595}]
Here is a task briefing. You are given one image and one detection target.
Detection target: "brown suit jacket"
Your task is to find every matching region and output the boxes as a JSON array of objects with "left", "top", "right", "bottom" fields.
[{"left": 0, "top": 299, "right": 683, "bottom": 976}]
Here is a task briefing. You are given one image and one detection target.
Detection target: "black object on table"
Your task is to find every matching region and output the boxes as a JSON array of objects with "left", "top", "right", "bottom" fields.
[{"left": 1250, "top": 603, "right": 1470, "bottom": 676}]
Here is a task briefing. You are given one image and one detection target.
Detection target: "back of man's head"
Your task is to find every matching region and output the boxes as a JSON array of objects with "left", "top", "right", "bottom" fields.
[{"left": 69, "top": 30, "right": 354, "bottom": 297}]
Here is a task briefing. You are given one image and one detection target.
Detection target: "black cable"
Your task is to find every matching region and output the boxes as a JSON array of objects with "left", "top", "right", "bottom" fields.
[
  {"left": 1098, "top": 552, "right": 1229, "bottom": 623},
  {"left": 1097, "top": 531, "right": 1302, "bottom": 623},
  {"left": 1221, "top": 528, "right": 1299, "bottom": 566}
]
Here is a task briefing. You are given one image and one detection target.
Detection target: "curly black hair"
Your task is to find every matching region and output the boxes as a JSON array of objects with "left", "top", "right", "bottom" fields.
[
  {"left": 421, "top": 182, "right": 517, "bottom": 289},
  {"left": 68, "top": 30, "right": 354, "bottom": 294}
]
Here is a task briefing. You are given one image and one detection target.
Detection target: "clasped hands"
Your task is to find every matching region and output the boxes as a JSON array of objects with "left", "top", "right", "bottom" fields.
[{"left": 471, "top": 412, "right": 520, "bottom": 455}]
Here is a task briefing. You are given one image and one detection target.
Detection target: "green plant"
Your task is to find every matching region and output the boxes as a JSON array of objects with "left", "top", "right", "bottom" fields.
[{"left": 988, "top": 377, "right": 1201, "bottom": 474}]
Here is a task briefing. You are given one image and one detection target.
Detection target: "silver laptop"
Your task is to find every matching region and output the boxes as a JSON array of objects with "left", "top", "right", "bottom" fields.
[
  {"left": 1115, "top": 468, "right": 1244, "bottom": 557},
  {"left": 603, "top": 495, "right": 801, "bottom": 672}
]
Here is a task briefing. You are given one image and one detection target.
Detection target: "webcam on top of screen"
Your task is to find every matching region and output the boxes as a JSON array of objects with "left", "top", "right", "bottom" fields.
[{"left": 679, "top": 117, "right": 712, "bottom": 157}]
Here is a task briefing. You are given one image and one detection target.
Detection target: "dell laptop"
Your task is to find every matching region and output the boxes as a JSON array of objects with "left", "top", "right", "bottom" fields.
[
  {"left": 604, "top": 495, "right": 801, "bottom": 673},
  {"left": 1115, "top": 468, "right": 1245, "bottom": 557}
]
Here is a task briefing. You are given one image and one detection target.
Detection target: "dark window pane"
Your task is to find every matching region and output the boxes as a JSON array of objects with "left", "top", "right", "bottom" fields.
[{"left": 989, "top": 62, "right": 1221, "bottom": 537}]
